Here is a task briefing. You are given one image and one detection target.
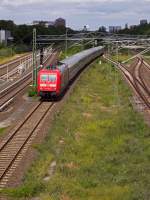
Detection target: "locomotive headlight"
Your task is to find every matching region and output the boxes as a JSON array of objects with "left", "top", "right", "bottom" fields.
[
  {"left": 50, "top": 84, "right": 56, "bottom": 87},
  {"left": 40, "top": 84, "right": 47, "bottom": 87}
]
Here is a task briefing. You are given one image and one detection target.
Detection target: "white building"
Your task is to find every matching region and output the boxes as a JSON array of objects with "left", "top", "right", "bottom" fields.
[
  {"left": 0, "top": 30, "right": 12, "bottom": 44},
  {"left": 32, "top": 18, "right": 66, "bottom": 28},
  {"left": 48, "top": 21, "right": 55, "bottom": 26},
  {"left": 33, "top": 20, "right": 55, "bottom": 27}
]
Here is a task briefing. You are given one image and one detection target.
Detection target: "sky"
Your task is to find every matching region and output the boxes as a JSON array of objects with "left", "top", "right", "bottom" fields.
[{"left": 0, "top": 0, "right": 150, "bottom": 30}]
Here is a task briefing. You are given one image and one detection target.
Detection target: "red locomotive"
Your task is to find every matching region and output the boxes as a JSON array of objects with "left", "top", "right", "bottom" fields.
[
  {"left": 37, "top": 64, "right": 69, "bottom": 97},
  {"left": 37, "top": 47, "right": 104, "bottom": 98}
]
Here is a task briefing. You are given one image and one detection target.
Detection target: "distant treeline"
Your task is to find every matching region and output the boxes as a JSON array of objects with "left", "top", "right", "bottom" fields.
[
  {"left": 0, "top": 20, "right": 75, "bottom": 50},
  {"left": 119, "top": 23, "right": 150, "bottom": 35}
]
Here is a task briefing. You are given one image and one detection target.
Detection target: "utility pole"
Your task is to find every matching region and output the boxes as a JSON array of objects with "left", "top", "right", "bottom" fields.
[
  {"left": 108, "top": 42, "right": 110, "bottom": 57},
  {"left": 115, "top": 41, "right": 120, "bottom": 106},
  {"left": 116, "top": 41, "right": 119, "bottom": 62},
  {"left": 32, "top": 28, "right": 37, "bottom": 87},
  {"left": 128, "top": 40, "right": 129, "bottom": 58},
  {"left": 65, "top": 27, "right": 68, "bottom": 57},
  {"left": 82, "top": 39, "right": 84, "bottom": 50}
]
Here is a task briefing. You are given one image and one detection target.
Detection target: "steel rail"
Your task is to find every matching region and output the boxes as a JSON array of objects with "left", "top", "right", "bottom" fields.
[
  {"left": 137, "top": 57, "right": 150, "bottom": 95},
  {"left": 0, "top": 102, "right": 54, "bottom": 187},
  {"left": 0, "top": 51, "right": 59, "bottom": 111},
  {"left": 129, "top": 59, "right": 150, "bottom": 107},
  {"left": 104, "top": 55, "right": 150, "bottom": 108}
]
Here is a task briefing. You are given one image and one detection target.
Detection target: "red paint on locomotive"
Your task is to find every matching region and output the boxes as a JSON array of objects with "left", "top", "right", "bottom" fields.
[
  {"left": 37, "top": 69, "right": 61, "bottom": 97},
  {"left": 37, "top": 63, "right": 69, "bottom": 97}
]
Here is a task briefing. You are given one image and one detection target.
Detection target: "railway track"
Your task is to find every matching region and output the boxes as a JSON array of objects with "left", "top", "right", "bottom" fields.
[
  {"left": 135, "top": 58, "right": 150, "bottom": 95},
  {"left": 0, "top": 52, "right": 59, "bottom": 111},
  {"left": 130, "top": 58, "right": 150, "bottom": 108},
  {"left": 0, "top": 46, "right": 105, "bottom": 190},
  {"left": 0, "top": 53, "right": 30, "bottom": 67},
  {"left": 140, "top": 58, "right": 150, "bottom": 90},
  {"left": 0, "top": 73, "right": 32, "bottom": 111},
  {"left": 0, "top": 53, "right": 31, "bottom": 77},
  {"left": 0, "top": 46, "right": 54, "bottom": 82},
  {"left": 104, "top": 55, "right": 150, "bottom": 109},
  {"left": 0, "top": 101, "right": 54, "bottom": 188},
  {"left": 0, "top": 51, "right": 59, "bottom": 187}
]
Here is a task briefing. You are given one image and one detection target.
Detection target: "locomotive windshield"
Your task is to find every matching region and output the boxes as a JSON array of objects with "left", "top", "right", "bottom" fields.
[
  {"left": 48, "top": 74, "right": 56, "bottom": 82},
  {"left": 41, "top": 74, "right": 48, "bottom": 81},
  {"left": 40, "top": 74, "right": 56, "bottom": 82}
]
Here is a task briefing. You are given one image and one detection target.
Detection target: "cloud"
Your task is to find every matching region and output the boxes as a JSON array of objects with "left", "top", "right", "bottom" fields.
[
  {"left": 1, "top": 0, "right": 43, "bottom": 6},
  {"left": 0, "top": 0, "right": 148, "bottom": 6},
  {"left": 0, "top": 0, "right": 150, "bottom": 29}
]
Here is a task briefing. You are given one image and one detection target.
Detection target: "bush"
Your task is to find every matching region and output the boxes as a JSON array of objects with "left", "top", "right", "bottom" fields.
[
  {"left": 28, "top": 86, "right": 37, "bottom": 97},
  {"left": 14, "top": 44, "right": 30, "bottom": 54},
  {"left": 0, "top": 47, "right": 15, "bottom": 57}
]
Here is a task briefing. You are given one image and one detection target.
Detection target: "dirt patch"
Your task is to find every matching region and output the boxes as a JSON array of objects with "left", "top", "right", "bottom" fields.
[
  {"left": 65, "top": 162, "right": 78, "bottom": 170},
  {"left": 59, "top": 137, "right": 65, "bottom": 145},
  {"left": 30, "top": 198, "right": 41, "bottom": 200},
  {"left": 82, "top": 112, "right": 92, "bottom": 118},
  {"left": 100, "top": 105, "right": 113, "bottom": 112},
  {"left": 75, "top": 132, "right": 82, "bottom": 142},
  {"left": 131, "top": 96, "right": 150, "bottom": 127},
  {"left": 61, "top": 194, "right": 72, "bottom": 200}
]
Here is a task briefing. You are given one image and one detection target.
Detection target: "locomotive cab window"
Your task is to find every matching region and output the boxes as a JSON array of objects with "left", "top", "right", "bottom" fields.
[
  {"left": 41, "top": 74, "right": 48, "bottom": 81},
  {"left": 48, "top": 74, "right": 56, "bottom": 82}
]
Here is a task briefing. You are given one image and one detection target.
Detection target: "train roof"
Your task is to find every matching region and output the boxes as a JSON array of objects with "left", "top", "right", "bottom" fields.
[
  {"left": 61, "top": 46, "right": 104, "bottom": 68},
  {"left": 39, "top": 46, "right": 104, "bottom": 72}
]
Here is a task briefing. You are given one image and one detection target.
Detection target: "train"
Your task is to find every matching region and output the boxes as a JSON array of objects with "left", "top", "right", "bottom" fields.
[{"left": 37, "top": 46, "right": 104, "bottom": 98}]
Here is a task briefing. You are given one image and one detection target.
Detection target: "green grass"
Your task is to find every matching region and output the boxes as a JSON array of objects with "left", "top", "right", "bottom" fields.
[
  {"left": 0, "top": 44, "right": 29, "bottom": 64},
  {"left": 0, "top": 128, "right": 6, "bottom": 137},
  {"left": 1, "top": 59, "right": 150, "bottom": 200},
  {"left": 0, "top": 52, "right": 27, "bottom": 65},
  {"left": 108, "top": 48, "right": 136, "bottom": 64},
  {"left": 59, "top": 46, "right": 86, "bottom": 60},
  {"left": 111, "top": 53, "right": 133, "bottom": 64},
  {"left": 28, "top": 85, "right": 38, "bottom": 97},
  {"left": 143, "top": 56, "right": 150, "bottom": 64}
]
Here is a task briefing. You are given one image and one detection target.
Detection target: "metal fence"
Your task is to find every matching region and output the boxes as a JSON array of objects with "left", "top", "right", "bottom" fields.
[{"left": 0, "top": 46, "right": 53, "bottom": 84}]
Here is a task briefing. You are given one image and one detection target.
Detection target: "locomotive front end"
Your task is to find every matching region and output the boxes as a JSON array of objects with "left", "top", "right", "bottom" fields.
[{"left": 38, "top": 69, "right": 61, "bottom": 98}]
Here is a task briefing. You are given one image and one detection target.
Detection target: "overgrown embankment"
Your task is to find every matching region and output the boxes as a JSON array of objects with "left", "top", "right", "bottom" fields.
[
  {"left": 2, "top": 59, "right": 150, "bottom": 200},
  {"left": 0, "top": 48, "right": 28, "bottom": 65},
  {"left": 0, "top": 128, "right": 5, "bottom": 137}
]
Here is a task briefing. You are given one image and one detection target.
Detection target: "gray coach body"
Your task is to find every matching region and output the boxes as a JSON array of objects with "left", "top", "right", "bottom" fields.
[{"left": 61, "top": 46, "right": 104, "bottom": 80}]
